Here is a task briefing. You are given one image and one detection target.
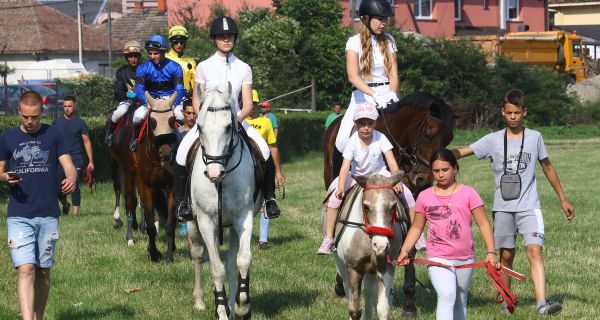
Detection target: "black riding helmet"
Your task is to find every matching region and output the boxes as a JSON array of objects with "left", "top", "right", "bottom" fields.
[
  {"left": 359, "top": 0, "right": 395, "bottom": 34},
  {"left": 210, "top": 16, "right": 239, "bottom": 42},
  {"left": 359, "top": 0, "right": 395, "bottom": 18}
]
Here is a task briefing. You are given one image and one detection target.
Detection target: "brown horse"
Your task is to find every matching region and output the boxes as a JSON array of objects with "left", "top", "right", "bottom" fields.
[
  {"left": 133, "top": 92, "right": 179, "bottom": 262},
  {"left": 323, "top": 92, "right": 454, "bottom": 317},
  {"left": 106, "top": 103, "right": 142, "bottom": 246}
]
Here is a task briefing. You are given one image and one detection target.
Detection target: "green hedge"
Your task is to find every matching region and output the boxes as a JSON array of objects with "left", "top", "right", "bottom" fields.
[
  {"left": 0, "top": 112, "right": 333, "bottom": 181},
  {"left": 2, "top": 114, "right": 599, "bottom": 181}
]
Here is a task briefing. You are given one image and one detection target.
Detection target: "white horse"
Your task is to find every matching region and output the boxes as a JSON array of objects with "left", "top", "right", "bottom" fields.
[
  {"left": 188, "top": 87, "right": 261, "bottom": 320},
  {"left": 331, "top": 172, "right": 406, "bottom": 320}
]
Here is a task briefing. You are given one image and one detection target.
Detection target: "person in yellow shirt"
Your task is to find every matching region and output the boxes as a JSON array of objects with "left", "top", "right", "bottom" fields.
[
  {"left": 245, "top": 89, "right": 285, "bottom": 250},
  {"left": 166, "top": 25, "right": 196, "bottom": 122}
]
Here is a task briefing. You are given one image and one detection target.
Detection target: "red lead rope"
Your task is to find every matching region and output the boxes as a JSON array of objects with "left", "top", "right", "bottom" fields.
[{"left": 391, "top": 258, "right": 525, "bottom": 314}]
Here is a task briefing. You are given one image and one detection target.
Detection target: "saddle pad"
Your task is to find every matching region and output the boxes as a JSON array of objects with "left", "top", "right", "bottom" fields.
[{"left": 186, "top": 138, "right": 201, "bottom": 170}]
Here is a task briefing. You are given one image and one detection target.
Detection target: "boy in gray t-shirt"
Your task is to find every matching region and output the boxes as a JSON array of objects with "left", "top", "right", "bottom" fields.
[{"left": 454, "top": 89, "right": 574, "bottom": 316}]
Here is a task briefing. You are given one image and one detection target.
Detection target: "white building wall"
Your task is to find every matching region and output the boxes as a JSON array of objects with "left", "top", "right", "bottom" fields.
[{"left": 4, "top": 52, "right": 113, "bottom": 84}]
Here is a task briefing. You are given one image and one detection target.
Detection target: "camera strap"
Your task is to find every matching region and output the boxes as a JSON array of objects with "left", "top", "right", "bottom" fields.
[{"left": 503, "top": 129, "right": 525, "bottom": 175}]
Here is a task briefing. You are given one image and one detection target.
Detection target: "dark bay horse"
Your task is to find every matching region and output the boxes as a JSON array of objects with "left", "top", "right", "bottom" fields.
[
  {"left": 106, "top": 103, "right": 142, "bottom": 246},
  {"left": 323, "top": 92, "right": 454, "bottom": 317},
  {"left": 133, "top": 92, "right": 179, "bottom": 262}
]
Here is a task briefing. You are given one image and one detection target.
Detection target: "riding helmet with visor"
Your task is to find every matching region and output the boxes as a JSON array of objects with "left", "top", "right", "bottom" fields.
[
  {"left": 358, "top": 0, "right": 395, "bottom": 18},
  {"left": 210, "top": 16, "right": 239, "bottom": 42},
  {"left": 123, "top": 40, "right": 142, "bottom": 54},
  {"left": 145, "top": 34, "right": 168, "bottom": 52},
  {"left": 168, "top": 25, "right": 189, "bottom": 39},
  {"left": 358, "top": 0, "right": 394, "bottom": 33}
]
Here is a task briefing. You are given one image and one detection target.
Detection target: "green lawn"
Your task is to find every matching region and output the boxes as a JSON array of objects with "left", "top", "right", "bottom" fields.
[{"left": 0, "top": 137, "right": 598, "bottom": 319}]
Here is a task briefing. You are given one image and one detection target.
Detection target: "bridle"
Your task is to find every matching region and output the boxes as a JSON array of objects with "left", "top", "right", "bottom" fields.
[
  {"left": 339, "top": 185, "right": 398, "bottom": 239},
  {"left": 199, "top": 105, "right": 244, "bottom": 174},
  {"left": 380, "top": 109, "right": 444, "bottom": 188},
  {"left": 140, "top": 104, "right": 176, "bottom": 167},
  {"left": 362, "top": 185, "right": 398, "bottom": 238},
  {"left": 197, "top": 103, "right": 246, "bottom": 246}
]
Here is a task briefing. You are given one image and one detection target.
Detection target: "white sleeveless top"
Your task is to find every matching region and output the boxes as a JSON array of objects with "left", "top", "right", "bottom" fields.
[{"left": 345, "top": 33, "right": 397, "bottom": 84}]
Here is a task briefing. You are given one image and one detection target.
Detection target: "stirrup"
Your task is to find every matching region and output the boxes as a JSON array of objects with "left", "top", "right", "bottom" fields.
[
  {"left": 264, "top": 198, "right": 281, "bottom": 219},
  {"left": 176, "top": 200, "right": 193, "bottom": 222}
]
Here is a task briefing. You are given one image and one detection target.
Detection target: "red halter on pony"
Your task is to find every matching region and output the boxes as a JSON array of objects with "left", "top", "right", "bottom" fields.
[{"left": 362, "top": 185, "right": 398, "bottom": 238}]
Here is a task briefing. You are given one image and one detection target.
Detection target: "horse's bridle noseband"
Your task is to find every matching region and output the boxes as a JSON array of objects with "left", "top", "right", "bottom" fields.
[
  {"left": 361, "top": 185, "right": 398, "bottom": 238},
  {"left": 199, "top": 105, "right": 244, "bottom": 174}
]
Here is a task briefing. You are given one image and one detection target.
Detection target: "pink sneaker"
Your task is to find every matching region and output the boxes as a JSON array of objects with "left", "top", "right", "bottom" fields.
[
  {"left": 317, "top": 237, "right": 335, "bottom": 255},
  {"left": 415, "top": 234, "right": 427, "bottom": 251}
]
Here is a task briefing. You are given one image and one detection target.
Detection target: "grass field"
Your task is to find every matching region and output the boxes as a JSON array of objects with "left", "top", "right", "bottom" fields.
[{"left": 0, "top": 136, "right": 599, "bottom": 319}]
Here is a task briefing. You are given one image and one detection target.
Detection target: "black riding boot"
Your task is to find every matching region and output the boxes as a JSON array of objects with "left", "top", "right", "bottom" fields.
[
  {"left": 129, "top": 123, "right": 141, "bottom": 151},
  {"left": 105, "top": 121, "right": 117, "bottom": 146},
  {"left": 263, "top": 156, "right": 281, "bottom": 219},
  {"left": 173, "top": 164, "right": 192, "bottom": 221}
]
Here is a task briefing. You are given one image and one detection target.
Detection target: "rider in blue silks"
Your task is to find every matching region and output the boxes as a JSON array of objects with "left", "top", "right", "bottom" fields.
[{"left": 130, "top": 34, "right": 185, "bottom": 151}]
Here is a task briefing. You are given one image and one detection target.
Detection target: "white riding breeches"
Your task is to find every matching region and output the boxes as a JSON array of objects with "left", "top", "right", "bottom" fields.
[
  {"left": 111, "top": 101, "right": 131, "bottom": 123},
  {"left": 174, "top": 104, "right": 183, "bottom": 122},
  {"left": 335, "top": 84, "right": 391, "bottom": 152},
  {"left": 133, "top": 105, "right": 148, "bottom": 125},
  {"left": 175, "top": 120, "right": 270, "bottom": 166}
]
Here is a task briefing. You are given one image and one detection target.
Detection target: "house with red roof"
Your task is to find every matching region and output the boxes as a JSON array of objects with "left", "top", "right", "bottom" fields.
[
  {"left": 0, "top": 0, "right": 124, "bottom": 83},
  {"left": 167, "top": 0, "right": 547, "bottom": 38}
]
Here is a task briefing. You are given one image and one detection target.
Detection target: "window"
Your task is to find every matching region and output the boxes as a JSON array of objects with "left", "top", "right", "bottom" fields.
[
  {"left": 573, "top": 41, "right": 582, "bottom": 58},
  {"left": 454, "top": 0, "right": 461, "bottom": 20},
  {"left": 507, "top": 0, "right": 519, "bottom": 20},
  {"left": 414, "top": 0, "right": 432, "bottom": 18}
]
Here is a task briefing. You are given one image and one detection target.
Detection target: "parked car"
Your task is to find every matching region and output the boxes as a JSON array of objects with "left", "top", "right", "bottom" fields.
[
  {"left": 0, "top": 84, "right": 58, "bottom": 116},
  {"left": 0, "top": 85, "right": 21, "bottom": 115}
]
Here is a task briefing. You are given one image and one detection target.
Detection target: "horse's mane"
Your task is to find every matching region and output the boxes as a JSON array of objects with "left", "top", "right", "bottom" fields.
[{"left": 386, "top": 92, "right": 454, "bottom": 137}]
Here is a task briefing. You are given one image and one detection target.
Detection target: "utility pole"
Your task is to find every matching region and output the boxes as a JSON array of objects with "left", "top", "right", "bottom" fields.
[
  {"left": 77, "top": 0, "right": 83, "bottom": 64},
  {"left": 107, "top": 5, "right": 112, "bottom": 77},
  {"left": 1, "top": 44, "right": 8, "bottom": 111}
]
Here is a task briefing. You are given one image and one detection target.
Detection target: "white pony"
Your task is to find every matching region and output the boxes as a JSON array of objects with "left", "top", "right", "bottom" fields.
[
  {"left": 331, "top": 172, "right": 406, "bottom": 320},
  {"left": 187, "top": 87, "right": 261, "bottom": 320}
]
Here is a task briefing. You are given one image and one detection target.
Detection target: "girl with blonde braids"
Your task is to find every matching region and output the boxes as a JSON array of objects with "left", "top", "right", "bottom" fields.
[{"left": 335, "top": 0, "right": 400, "bottom": 152}]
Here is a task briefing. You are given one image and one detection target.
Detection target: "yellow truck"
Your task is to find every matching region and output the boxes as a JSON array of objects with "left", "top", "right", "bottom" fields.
[{"left": 455, "top": 31, "right": 587, "bottom": 82}]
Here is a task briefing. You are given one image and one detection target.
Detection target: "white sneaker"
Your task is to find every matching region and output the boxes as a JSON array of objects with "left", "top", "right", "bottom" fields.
[{"left": 317, "top": 237, "right": 335, "bottom": 255}]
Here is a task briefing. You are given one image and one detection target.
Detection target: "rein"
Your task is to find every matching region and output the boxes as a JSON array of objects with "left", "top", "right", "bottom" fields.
[
  {"left": 380, "top": 109, "right": 440, "bottom": 187},
  {"left": 140, "top": 106, "right": 175, "bottom": 167},
  {"left": 199, "top": 104, "right": 246, "bottom": 245},
  {"left": 391, "top": 258, "right": 525, "bottom": 314}
]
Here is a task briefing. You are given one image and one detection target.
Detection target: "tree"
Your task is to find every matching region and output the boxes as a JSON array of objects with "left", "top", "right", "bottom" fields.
[{"left": 1, "top": 64, "right": 16, "bottom": 110}]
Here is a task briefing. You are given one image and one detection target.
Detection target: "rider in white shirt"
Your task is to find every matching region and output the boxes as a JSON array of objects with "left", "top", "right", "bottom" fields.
[
  {"left": 174, "top": 16, "right": 281, "bottom": 221},
  {"left": 336, "top": 0, "right": 400, "bottom": 153}
]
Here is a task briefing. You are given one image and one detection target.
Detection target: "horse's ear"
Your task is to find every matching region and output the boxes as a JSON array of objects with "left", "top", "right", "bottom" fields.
[
  {"left": 353, "top": 175, "right": 368, "bottom": 188},
  {"left": 167, "top": 92, "right": 178, "bottom": 108},
  {"left": 145, "top": 92, "right": 155, "bottom": 108},
  {"left": 390, "top": 170, "right": 405, "bottom": 186}
]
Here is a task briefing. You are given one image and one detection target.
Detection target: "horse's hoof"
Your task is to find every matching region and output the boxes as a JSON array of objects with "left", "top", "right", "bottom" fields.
[
  {"left": 241, "top": 310, "right": 251, "bottom": 320},
  {"left": 166, "top": 256, "right": 174, "bottom": 264},
  {"left": 127, "top": 239, "right": 134, "bottom": 247},
  {"left": 113, "top": 219, "right": 123, "bottom": 229},
  {"left": 149, "top": 252, "right": 162, "bottom": 263},
  {"left": 132, "top": 222, "right": 139, "bottom": 230},
  {"left": 193, "top": 300, "right": 206, "bottom": 311}
]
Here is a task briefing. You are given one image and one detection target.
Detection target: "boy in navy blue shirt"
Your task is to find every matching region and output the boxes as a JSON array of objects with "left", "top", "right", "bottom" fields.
[
  {"left": 0, "top": 91, "right": 77, "bottom": 320},
  {"left": 53, "top": 95, "right": 94, "bottom": 216}
]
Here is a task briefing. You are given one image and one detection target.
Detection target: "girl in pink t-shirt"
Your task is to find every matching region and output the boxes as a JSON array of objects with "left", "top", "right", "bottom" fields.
[{"left": 398, "top": 148, "right": 499, "bottom": 320}]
